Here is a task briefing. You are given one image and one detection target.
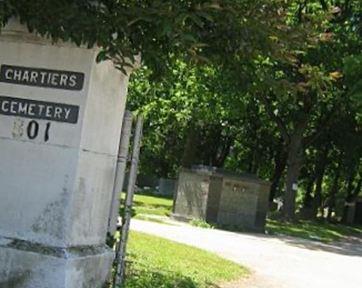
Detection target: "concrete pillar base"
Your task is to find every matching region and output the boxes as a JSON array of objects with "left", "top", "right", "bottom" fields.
[{"left": 0, "top": 237, "right": 114, "bottom": 288}]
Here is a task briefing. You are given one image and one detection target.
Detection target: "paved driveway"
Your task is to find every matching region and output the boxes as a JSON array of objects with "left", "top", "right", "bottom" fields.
[{"left": 131, "top": 219, "right": 362, "bottom": 288}]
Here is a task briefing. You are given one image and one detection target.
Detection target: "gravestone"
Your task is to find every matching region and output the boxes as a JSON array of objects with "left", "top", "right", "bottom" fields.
[
  {"left": 0, "top": 21, "right": 131, "bottom": 287},
  {"left": 157, "top": 178, "right": 176, "bottom": 197},
  {"left": 353, "top": 198, "right": 362, "bottom": 225}
]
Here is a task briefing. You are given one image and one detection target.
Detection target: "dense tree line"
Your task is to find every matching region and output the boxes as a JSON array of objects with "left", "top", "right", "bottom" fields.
[{"left": 127, "top": 0, "right": 362, "bottom": 221}]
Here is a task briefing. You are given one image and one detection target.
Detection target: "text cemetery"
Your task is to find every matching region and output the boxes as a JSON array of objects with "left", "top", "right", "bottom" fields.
[{"left": 0, "top": 96, "right": 79, "bottom": 123}]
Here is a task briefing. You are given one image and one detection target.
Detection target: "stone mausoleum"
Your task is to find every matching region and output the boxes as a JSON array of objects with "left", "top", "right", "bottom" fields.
[{"left": 173, "top": 166, "right": 271, "bottom": 232}]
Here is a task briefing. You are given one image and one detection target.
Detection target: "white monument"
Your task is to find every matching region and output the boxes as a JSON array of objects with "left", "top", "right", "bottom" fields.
[{"left": 0, "top": 21, "right": 131, "bottom": 287}]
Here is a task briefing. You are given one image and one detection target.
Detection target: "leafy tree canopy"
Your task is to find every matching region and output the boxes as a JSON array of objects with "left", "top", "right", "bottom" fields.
[{"left": 0, "top": 0, "right": 305, "bottom": 74}]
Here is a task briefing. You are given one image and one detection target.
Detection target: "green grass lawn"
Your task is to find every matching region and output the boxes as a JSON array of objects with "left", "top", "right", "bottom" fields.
[
  {"left": 132, "top": 193, "right": 362, "bottom": 243},
  {"left": 133, "top": 194, "right": 173, "bottom": 218},
  {"left": 266, "top": 219, "right": 362, "bottom": 243},
  {"left": 124, "top": 232, "right": 248, "bottom": 288}
]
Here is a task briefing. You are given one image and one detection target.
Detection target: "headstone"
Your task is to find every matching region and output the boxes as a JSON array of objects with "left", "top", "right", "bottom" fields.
[
  {"left": 354, "top": 199, "right": 362, "bottom": 225},
  {"left": 345, "top": 202, "right": 356, "bottom": 225},
  {"left": 157, "top": 178, "right": 176, "bottom": 197},
  {"left": 0, "top": 21, "right": 131, "bottom": 287}
]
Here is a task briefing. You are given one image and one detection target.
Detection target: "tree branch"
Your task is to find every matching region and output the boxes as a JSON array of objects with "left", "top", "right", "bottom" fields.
[
  {"left": 258, "top": 94, "right": 291, "bottom": 143},
  {"left": 303, "top": 104, "right": 338, "bottom": 147},
  {"left": 319, "top": 0, "right": 328, "bottom": 11}
]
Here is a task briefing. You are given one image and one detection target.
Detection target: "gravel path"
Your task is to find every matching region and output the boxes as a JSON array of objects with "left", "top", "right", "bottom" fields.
[{"left": 131, "top": 219, "right": 362, "bottom": 288}]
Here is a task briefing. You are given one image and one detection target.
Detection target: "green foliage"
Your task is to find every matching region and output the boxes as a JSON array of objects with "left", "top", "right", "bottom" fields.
[
  {"left": 344, "top": 54, "right": 362, "bottom": 109},
  {"left": 189, "top": 219, "right": 214, "bottom": 229},
  {"left": 128, "top": 62, "right": 248, "bottom": 177},
  {"left": 0, "top": 0, "right": 299, "bottom": 75},
  {"left": 123, "top": 232, "right": 247, "bottom": 288}
]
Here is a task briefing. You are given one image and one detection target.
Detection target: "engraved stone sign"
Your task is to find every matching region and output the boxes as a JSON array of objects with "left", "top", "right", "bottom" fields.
[{"left": 0, "top": 20, "right": 132, "bottom": 288}]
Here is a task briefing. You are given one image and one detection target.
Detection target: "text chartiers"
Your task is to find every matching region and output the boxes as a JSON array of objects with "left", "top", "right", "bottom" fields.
[{"left": 0, "top": 65, "right": 84, "bottom": 90}]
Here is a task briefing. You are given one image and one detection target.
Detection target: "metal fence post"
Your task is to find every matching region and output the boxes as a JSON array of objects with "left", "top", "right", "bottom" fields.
[
  {"left": 108, "top": 111, "right": 134, "bottom": 234},
  {"left": 113, "top": 115, "right": 143, "bottom": 287}
]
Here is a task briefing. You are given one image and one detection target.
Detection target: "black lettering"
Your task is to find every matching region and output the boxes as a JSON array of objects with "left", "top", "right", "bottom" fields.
[
  {"left": 44, "top": 122, "right": 51, "bottom": 142},
  {"left": 27, "top": 121, "right": 39, "bottom": 140}
]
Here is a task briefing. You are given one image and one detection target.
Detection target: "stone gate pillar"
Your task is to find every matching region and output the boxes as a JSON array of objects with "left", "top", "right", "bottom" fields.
[{"left": 0, "top": 21, "right": 130, "bottom": 288}]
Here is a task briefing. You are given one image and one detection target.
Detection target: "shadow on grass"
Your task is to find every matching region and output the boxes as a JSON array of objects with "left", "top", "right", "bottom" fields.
[
  {"left": 190, "top": 220, "right": 362, "bottom": 257},
  {"left": 124, "top": 268, "right": 221, "bottom": 288},
  {"left": 264, "top": 219, "right": 362, "bottom": 256},
  {"left": 267, "top": 219, "right": 362, "bottom": 241},
  {"left": 277, "top": 235, "right": 362, "bottom": 257}
]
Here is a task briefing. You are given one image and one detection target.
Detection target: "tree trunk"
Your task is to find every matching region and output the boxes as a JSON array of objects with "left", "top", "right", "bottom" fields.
[
  {"left": 247, "top": 149, "right": 255, "bottom": 174},
  {"left": 303, "top": 176, "right": 315, "bottom": 208},
  {"left": 342, "top": 177, "right": 362, "bottom": 223},
  {"left": 269, "top": 140, "right": 287, "bottom": 203},
  {"left": 342, "top": 172, "right": 356, "bottom": 223},
  {"left": 312, "top": 146, "right": 329, "bottom": 218},
  {"left": 259, "top": 94, "right": 309, "bottom": 221},
  {"left": 282, "top": 132, "right": 304, "bottom": 221},
  {"left": 299, "top": 175, "right": 316, "bottom": 220},
  {"left": 214, "top": 137, "right": 233, "bottom": 167},
  {"left": 327, "top": 162, "right": 341, "bottom": 222},
  {"left": 181, "top": 124, "right": 199, "bottom": 168}
]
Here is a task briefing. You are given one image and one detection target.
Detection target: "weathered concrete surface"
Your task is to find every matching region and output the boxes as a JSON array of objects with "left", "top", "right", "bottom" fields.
[
  {"left": 0, "top": 237, "right": 113, "bottom": 288},
  {"left": 131, "top": 219, "right": 362, "bottom": 288},
  {"left": 0, "top": 20, "right": 129, "bottom": 287},
  {"left": 0, "top": 21, "right": 127, "bottom": 247},
  {"left": 174, "top": 170, "right": 210, "bottom": 220},
  {"left": 173, "top": 168, "right": 270, "bottom": 231}
]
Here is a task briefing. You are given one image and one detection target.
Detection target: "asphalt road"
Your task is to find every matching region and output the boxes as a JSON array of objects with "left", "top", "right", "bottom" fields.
[{"left": 131, "top": 219, "right": 362, "bottom": 288}]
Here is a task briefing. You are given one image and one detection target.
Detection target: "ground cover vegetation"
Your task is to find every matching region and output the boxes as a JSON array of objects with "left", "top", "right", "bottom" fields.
[
  {"left": 124, "top": 232, "right": 247, "bottom": 288},
  {"left": 133, "top": 194, "right": 173, "bottom": 217}
]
